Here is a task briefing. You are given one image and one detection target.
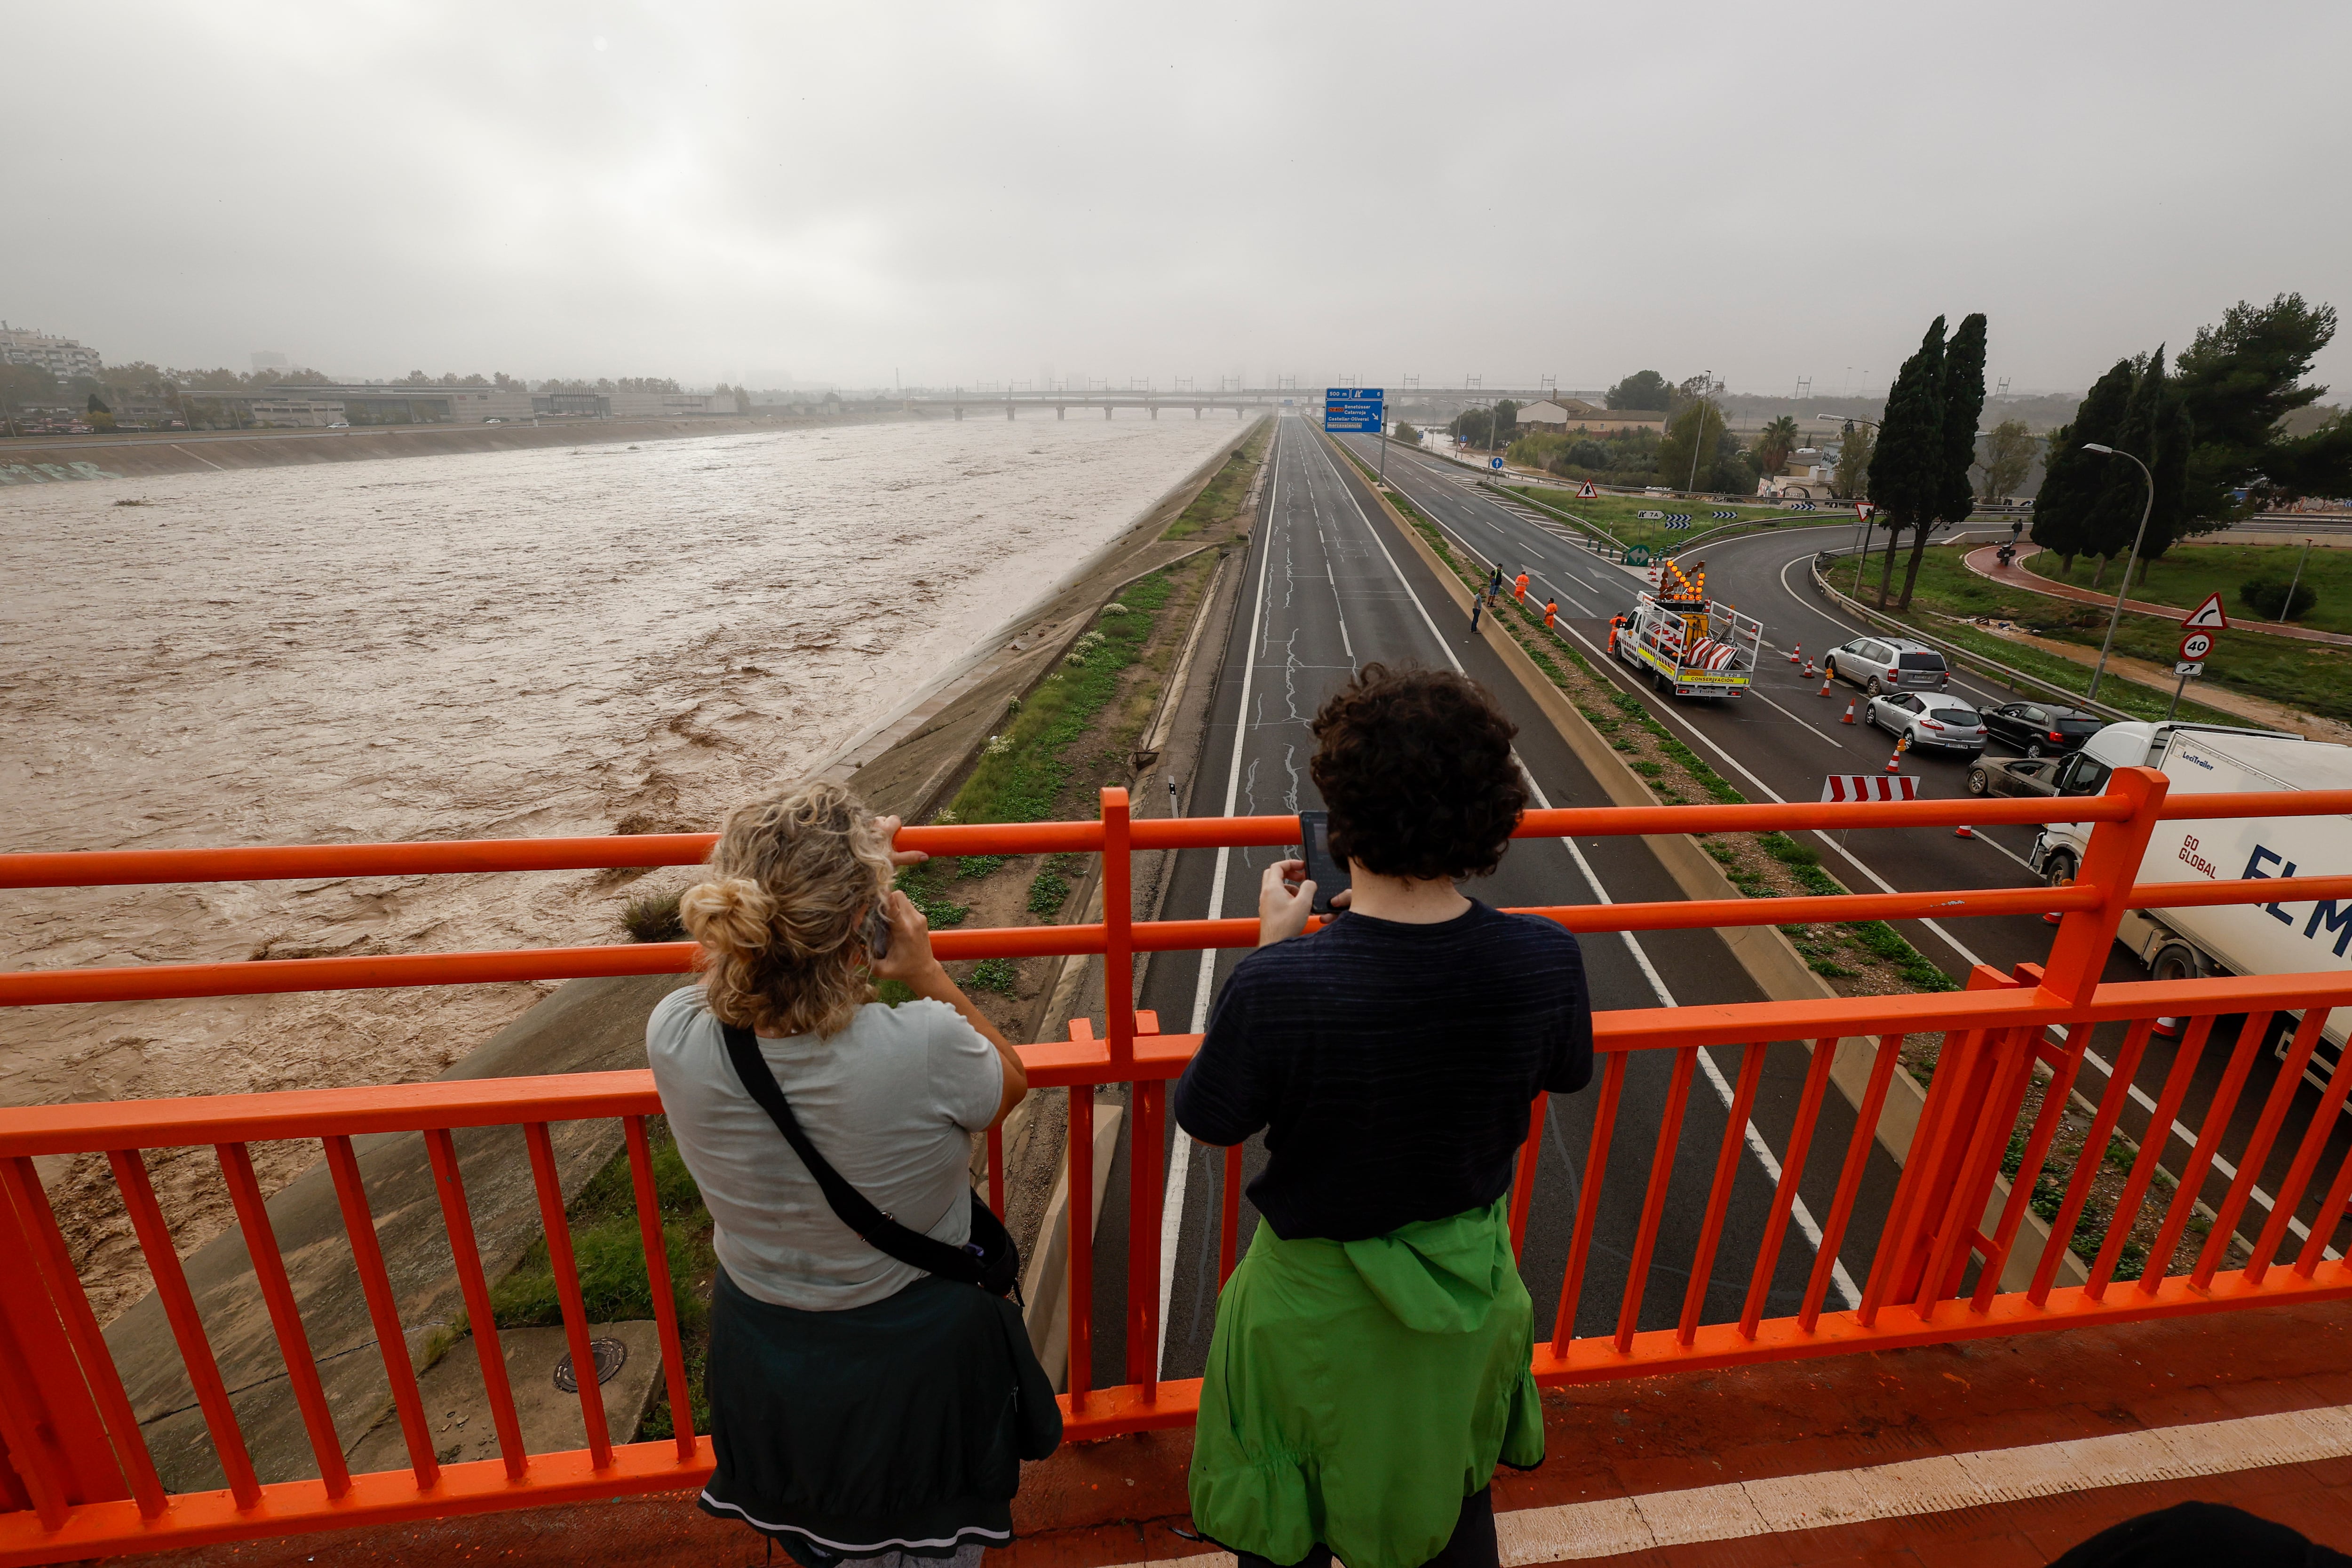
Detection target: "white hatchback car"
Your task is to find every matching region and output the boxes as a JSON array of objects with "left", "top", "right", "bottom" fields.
[{"left": 1867, "top": 692, "right": 1988, "bottom": 753}]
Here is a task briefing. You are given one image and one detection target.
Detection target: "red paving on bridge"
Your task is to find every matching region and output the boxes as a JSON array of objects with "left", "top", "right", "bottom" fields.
[{"left": 112, "top": 1299, "right": 2352, "bottom": 1566}]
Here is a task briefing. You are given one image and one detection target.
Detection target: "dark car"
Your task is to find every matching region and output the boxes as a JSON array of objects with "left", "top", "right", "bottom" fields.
[
  {"left": 1967, "top": 756, "right": 2063, "bottom": 798},
  {"left": 1981, "top": 702, "right": 2105, "bottom": 758}
]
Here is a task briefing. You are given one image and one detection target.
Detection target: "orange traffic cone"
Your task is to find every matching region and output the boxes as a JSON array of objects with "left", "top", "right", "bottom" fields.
[
  {"left": 1841, "top": 700, "right": 1856, "bottom": 724},
  {"left": 1883, "top": 736, "right": 1908, "bottom": 774},
  {"left": 1788, "top": 644, "right": 1801, "bottom": 664},
  {"left": 1819, "top": 675, "right": 1833, "bottom": 697},
  {"left": 1803, "top": 658, "right": 1816, "bottom": 679},
  {"left": 1955, "top": 824, "right": 1974, "bottom": 839}
]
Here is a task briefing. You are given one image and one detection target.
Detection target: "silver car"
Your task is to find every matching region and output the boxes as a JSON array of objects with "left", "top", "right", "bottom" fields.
[
  {"left": 1825, "top": 635, "right": 1951, "bottom": 696},
  {"left": 1867, "top": 692, "right": 1987, "bottom": 753}
]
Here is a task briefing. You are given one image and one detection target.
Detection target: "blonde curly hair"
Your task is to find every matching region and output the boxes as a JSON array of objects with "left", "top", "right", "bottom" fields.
[{"left": 677, "top": 781, "right": 893, "bottom": 1039}]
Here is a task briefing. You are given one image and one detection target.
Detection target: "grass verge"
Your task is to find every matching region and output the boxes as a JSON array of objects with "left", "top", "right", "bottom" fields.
[
  {"left": 1862, "top": 545, "right": 2343, "bottom": 726},
  {"left": 1163, "top": 419, "right": 1271, "bottom": 541}
]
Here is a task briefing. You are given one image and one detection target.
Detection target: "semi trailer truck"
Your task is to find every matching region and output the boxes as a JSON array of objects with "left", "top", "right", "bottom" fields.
[{"left": 2030, "top": 720, "right": 2352, "bottom": 1082}]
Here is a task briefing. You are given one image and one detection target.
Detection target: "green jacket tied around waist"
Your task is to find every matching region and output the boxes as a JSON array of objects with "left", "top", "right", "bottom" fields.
[{"left": 1191, "top": 1198, "right": 1544, "bottom": 1568}]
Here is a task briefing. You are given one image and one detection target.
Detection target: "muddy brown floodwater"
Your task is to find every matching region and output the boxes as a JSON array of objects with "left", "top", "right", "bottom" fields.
[{"left": 0, "top": 416, "right": 1239, "bottom": 1319}]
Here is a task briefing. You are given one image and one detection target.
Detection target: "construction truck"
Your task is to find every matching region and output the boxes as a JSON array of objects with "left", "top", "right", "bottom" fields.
[{"left": 1610, "top": 557, "right": 1763, "bottom": 699}]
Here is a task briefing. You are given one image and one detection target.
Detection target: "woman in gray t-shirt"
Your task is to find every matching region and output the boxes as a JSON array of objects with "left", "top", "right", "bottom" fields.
[{"left": 649, "top": 781, "right": 1056, "bottom": 1566}]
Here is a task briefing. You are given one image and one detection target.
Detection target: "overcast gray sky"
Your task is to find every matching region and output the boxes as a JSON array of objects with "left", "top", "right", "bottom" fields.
[{"left": 9, "top": 2, "right": 2348, "bottom": 397}]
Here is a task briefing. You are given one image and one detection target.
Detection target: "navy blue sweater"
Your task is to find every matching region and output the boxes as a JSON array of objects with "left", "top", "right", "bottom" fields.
[{"left": 1172, "top": 899, "right": 1594, "bottom": 1242}]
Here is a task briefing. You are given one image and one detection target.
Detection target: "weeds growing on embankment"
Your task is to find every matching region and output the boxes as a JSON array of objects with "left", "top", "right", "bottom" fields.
[{"left": 1162, "top": 420, "right": 1271, "bottom": 541}]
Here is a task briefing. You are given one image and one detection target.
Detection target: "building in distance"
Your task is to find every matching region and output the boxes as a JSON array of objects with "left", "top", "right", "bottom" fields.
[
  {"left": 1514, "top": 397, "right": 1666, "bottom": 435},
  {"left": 0, "top": 323, "right": 103, "bottom": 381}
]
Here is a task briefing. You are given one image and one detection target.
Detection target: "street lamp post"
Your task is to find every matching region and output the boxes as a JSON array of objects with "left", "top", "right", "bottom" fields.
[
  {"left": 2082, "top": 442, "right": 2155, "bottom": 704},
  {"left": 1836, "top": 417, "right": 1883, "bottom": 596},
  {"left": 1684, "top": 372, "right": 1713, "bottom": 493},
  {"left": 2280, "top": 536, "right": 2314, "bottom": 623}
]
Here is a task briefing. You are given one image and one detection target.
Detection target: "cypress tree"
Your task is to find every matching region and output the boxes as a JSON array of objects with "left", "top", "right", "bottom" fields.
[
  {"left": 1895, "top": 311, "right": 1986, "bottom": 609},
  {"left": 2031, "top": 358, "right": 2134, "bottom": 577},
  {"left": 1866, "top": 317, "right": 1945, "bottom": 607}
]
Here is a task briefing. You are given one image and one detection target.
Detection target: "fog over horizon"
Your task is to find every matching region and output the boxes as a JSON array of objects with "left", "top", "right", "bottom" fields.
[{"left": 8, "top": 1, "right": 2349, "bottom": 398}]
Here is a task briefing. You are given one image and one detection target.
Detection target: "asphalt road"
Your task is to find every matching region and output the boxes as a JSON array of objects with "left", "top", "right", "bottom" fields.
[
  {"left": 1084, "top": 417, "right": 1908, "bottom": 1390},
  {"left": 1341, "top": 434, "right": 2352, "bottom": 1286}
]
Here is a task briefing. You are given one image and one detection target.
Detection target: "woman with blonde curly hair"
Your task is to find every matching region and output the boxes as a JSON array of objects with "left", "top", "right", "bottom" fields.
[{"left": 646, "top": 780, "right": 1055, "bottom": 1567}]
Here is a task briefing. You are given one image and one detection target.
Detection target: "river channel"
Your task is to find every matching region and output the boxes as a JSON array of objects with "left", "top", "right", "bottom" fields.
[{"left": 0, "top": 414, "right": 1239, "bottom": 1315}]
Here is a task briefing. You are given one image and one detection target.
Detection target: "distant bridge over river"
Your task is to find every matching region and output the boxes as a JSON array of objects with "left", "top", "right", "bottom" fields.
[{"left": 894, "top": 387, "right": 1568, "bottom": 419}]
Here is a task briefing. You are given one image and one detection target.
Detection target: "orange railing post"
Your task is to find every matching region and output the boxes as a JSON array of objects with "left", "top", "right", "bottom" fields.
[{"left": 2041, "top": 766, "right": 2169, "bottom": 1005}]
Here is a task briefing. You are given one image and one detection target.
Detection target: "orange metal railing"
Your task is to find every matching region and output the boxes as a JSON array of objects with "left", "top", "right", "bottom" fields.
[{"left": 7, "top": 768, "right": 2352, "bottom": 1562}]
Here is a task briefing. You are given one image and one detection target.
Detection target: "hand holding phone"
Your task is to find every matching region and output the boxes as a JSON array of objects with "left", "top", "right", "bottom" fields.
[{"left": 1298, "top": 810, "right": 1351, "bottom": 916}]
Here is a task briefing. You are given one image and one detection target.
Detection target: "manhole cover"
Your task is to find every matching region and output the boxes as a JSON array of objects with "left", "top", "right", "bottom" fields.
[{"left": 553, "top": 1337, "right": 628, "bottom": 1393}]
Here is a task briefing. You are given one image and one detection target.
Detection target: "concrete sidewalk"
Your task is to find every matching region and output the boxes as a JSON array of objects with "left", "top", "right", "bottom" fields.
[{"left": 1963, "top": 544, "right": 2352, "bottom": 647}]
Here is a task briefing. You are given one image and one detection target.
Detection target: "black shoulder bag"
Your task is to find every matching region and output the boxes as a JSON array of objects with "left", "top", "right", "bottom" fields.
[{"left": 719, "top": 1022, "right": 1021, "bottom": 1299}]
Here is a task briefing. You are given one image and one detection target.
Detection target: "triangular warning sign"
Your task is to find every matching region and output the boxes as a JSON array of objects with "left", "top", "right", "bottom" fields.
[
  {"left": 1577, "top": 479, "right": 1597, "bottom": 498},
  {"left": 2181, "top": 592, "right": 2230, "bottom": 631},
  {"left": 1855, "top": 501, "right": 1876, "bottom": 521}
]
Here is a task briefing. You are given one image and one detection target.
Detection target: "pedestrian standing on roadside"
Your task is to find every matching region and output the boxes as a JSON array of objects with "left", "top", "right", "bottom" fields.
[
  {"left": 1543, "top": 598, "right": 1558, "bottom": 630},
  {"left": 1512, "top": 570, "right": 1529, "bottom": 604},
  {"left": 1176, "top": 665, "right": 1594, "bottom": 1568},
  {"left": 648, "top": 783, "right": 1059, "bottom": 1564},
  {"left": 1469, "top": 589, "right": 1484, "bottom": 633}
]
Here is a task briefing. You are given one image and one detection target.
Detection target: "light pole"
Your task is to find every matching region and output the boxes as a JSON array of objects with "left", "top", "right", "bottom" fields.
[
  {"left": 1684, "top": 372, "right": 1714, "bottom": 493},
  {"left": 2082, "top": 442, "right": 2154, "bottom": 704},
  {"left": 2280, "top": 536, "right": 2314, "bottom": 623},
  {"left": 1836, "top": 417, "right": 1883, "bottom": 596}
]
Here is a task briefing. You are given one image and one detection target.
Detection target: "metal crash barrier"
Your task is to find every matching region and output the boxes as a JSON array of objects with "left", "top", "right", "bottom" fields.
[{"left": 6, "top": 767, "right": 2352, "bottom": 1561}]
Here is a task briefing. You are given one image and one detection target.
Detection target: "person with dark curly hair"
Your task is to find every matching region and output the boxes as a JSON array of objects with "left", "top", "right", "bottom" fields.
[{"left": 1174, "top": 663, "right": 1595, "bottom": 1568}]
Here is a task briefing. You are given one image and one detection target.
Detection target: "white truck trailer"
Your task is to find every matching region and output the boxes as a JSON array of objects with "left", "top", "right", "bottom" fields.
[{"left": 2029, "top": 721, "right": 2352, "bottom": 1077}]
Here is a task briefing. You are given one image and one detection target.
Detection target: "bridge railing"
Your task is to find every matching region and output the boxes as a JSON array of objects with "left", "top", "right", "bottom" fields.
[{"left": 7, "top": 769, "right": 2352, "bottom": 1561}]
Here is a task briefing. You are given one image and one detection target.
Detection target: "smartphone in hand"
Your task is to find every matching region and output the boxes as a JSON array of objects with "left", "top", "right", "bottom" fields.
[{"left": 1297, "top": 810, "right": 1351, "bottom": 916}]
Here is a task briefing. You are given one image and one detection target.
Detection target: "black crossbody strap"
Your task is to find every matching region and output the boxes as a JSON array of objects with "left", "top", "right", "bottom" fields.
[{"left": 718, "top": 1022, "right": 987, "bottom": 1286}]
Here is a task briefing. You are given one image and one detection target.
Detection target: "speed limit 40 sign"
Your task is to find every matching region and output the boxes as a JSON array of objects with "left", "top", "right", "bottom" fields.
[{"left": 2180, "top": 629, "right": 2216, "bottom": 661}]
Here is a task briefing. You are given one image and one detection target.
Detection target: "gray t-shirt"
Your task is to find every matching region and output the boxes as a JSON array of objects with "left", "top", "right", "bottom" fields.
[{"left": 646, "top": 987, "right": 1003, "bottom": 1312}]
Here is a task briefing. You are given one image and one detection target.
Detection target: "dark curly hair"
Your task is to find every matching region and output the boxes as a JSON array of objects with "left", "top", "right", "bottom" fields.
[{"left": 1309, "top": 663, "right": 1527, "bottom": 883}]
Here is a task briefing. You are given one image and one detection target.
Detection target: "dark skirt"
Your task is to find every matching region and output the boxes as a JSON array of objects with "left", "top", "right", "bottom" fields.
[{"left": 698, "top": 1265, "right": 1061, "bottom": 1563}]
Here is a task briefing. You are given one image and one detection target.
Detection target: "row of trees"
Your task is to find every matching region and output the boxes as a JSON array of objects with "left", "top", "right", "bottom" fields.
[
  {"left": 1865, "top": 312, "right": 1989, "bottom": 609},
  {"left": 2032, "top": 293, "right": 2352, "bottom": 585},
  {"left": 0, "top": 360, "right": 691, "bottom": 410}
]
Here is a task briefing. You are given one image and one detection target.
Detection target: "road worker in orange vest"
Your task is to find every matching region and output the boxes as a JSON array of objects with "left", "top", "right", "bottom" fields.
[
  {"left": 1606, "top": 612, "right": 1628, "bottom": 653},
  {"left": 1513, "top": 570, "right": 1529, "bottom": 604},
  {"left": 1543, "top": 598, "right": 1558, "bottom": 630}
]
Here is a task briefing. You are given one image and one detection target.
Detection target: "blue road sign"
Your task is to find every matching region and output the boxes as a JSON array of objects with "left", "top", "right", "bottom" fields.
[
  {"left": 1490, "top": 457, "right": 1505, "bottom": 470},
  {"left": 1323, "top": 388, "right": 1385, "bottom": 432}
]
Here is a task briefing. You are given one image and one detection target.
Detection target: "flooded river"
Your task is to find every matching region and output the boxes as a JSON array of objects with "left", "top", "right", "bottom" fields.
[{"left": 0, "top": 415, "right": 1239, "bottom": 1314}]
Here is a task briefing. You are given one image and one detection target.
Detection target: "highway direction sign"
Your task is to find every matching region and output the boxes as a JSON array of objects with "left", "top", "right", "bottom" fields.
[
  {"left": 2180, "top": 629, "right": 2215, "bottom": 661},
  {"left": 2182, "top": 592, "right": 2230, "bottom": 631},
  {"left": 1490, "top": 457, "right": 1505, "bottom": 470},
  {"left": 1323, "top": 388, "right": 1385, "bottom": 432}
]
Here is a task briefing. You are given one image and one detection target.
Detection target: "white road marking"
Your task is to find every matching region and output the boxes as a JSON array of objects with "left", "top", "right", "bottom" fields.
[{"left": 1160, "top": 420, "right": 1285, "bottom": 1371}]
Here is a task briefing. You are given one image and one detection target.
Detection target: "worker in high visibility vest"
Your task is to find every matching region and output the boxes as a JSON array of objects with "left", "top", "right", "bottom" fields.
[
  {"left": 1543, "top": 598, "right": 1558, "bottom": 630},
  {"left": 1606, "top": 612, "right": 1628, "bottom": 653},
  {"left": 1513, "top": 571, "right": 1529, "bottom": 604}
]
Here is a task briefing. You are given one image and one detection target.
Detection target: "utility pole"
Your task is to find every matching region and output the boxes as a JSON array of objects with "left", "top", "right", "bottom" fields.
[{"left": 2081, "top": 443, "right": 2155, "bottom": 704}]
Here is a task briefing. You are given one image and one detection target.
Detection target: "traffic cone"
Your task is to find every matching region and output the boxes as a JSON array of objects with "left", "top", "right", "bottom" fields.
[
  {"left": 1841, "top": 700, "right": 1856, "bottom": 724},
  {"left": 1788, "top": 644, "right": 1801, "bottom": 664},
  {"left": 1803, "top": 657, "right": 1816, "bottom": 679},
  {"left": 1884, "top": 747, "right": 1902, "bottom": 774},
  {"left": 1819, "top": 675, "right": 1833, "bottom": 697},
  {"left": 1954, "top": 824, "right": 1974, "bottom": 839}
]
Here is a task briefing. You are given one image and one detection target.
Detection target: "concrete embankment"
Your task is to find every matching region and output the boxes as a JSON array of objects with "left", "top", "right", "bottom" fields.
[
  {"left": 98, "top": 416, "right": 1271, "bottom": 1488},
  {"left": 0, "top": 411, "right": 906, "bottom": 482}
]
